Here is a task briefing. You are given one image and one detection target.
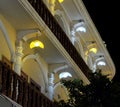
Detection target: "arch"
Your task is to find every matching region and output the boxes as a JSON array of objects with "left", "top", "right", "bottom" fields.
[
  {"left": 53, "top": 64, "right": 69, "bottom": 74},
  {"left": 54, "top": 10, "right": 70, "bottom": 36},
  {"left": 22, "top": 54, "right": 48, "bottom": 91}
]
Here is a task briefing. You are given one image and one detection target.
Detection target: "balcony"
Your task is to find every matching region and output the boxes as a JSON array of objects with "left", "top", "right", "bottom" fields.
[
  {"left": 0, "top": 60, "right": 60, "bottom": 107},
  {"left": 27, "top": 0, "right": 91, "bottom": 77}
]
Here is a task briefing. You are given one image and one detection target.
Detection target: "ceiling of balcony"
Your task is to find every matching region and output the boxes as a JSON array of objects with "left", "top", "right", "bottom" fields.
[
  {"left": 0, "top": 0, "right": 115, "bottom": 79},
  {"left": 0, "top": 0, "right": 64, "bottom": 62},
  {"left": 0, "top": 0, "right": 38, "bottom": 30},
  {"left": 0, "top": 0, "right": 79, "bottom": 79}
]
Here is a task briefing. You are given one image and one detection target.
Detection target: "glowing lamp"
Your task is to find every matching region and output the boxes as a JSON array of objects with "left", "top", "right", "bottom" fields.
[
  {"left": 58, "top": 0, "right": 64, "bottom": 3},
  {"left": 97, "top": 61, "right": 106, "bottom": 66},
  {"left": 89, "top": 47, "right": 97, "bottom": 54},
  {"left": 30, "top": 40, "right": 44, "bottom": 49},
  {"left": 59, "top": 72, "right": 72, "bottom": 79},
  {"left": 73, "top": 20, "right": 86, "bottom": 33},
  {"left": 75, "top": 26, "right": 86, "bottom": 32}
]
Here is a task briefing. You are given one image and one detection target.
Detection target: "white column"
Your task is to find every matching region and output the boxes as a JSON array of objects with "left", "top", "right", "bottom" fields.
[
  {"left": 71, "top": 30, "right": 86, "bottom": 62},
  {"left": 76, "top": 37, "right": 86, "bottom": 61},
  {"left": 70, "top": 30, "right": 75, "bottom": 45},
  {"left": 48, "top": 73, "right": 54, "bottom": 100},
  {"left": 49, "top": 0, "right": 56, "bottom": 15},
  {"left": 14, "top": 41, "right": 23, "bottom": 76},
  {"left": 87, "top": 53, "right": 93, "bottom": 71}
]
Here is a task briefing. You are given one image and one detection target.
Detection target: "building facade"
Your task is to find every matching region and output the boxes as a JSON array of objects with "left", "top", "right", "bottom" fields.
[{"left": 0, "top": 0, "right": 115, "bottom": 107}]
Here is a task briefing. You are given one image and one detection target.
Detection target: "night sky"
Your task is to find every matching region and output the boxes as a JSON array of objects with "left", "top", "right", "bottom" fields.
[{"left": 82, "top": 0, "right": 120, "bottom": 81}]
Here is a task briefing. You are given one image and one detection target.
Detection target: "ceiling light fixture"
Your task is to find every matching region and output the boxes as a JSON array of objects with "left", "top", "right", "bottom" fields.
[
  {"left": 76, "top": 26, "right": 86, "bottom": 32},
  {"left": 30, "top": 40, "right": 44, "bottom": 49},
  {"left": 85, "top": 41, "right": 98, "bottom": 55},
  {"left": 58, "top": 0, "right": 64, "bottom": 3},
  {"left": 73, "top": 20, "right": 86, "bottom": 33},
  {"left": 85, "top": 47, "right": 97, "bottom": 56},
  {"left": 59, "top": 72, "right": 72, "bottom": 79},
  {"left": 97, "top": 61, "right": 106, "bottom": 66},
  {"left": 89, "top": 47, "right": 97, "bottom": 54},
  {"left": 30, "top": 31, "right": 44, "bottom": 49}
]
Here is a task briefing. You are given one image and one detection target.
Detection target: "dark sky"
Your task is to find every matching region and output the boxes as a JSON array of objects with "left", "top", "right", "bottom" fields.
[{"left": 82, "top": 0, "right": 120, "bottom": 81}]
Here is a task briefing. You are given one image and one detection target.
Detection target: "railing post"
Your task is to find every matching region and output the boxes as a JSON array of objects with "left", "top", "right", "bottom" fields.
[
  {"left": 6, "top": 70, "right": 12, "bottom": 98},
  {"left": 17, "top": 77, "right": 23, "bottom": 105},
  {"left": 12, "top": 73, "right": 18, "bottom": 102},
  {"left": 22, "top": 81, "right": 28, "bottom": 107},
  {"left": 1, "top": 64, "right": 8, "bottom": 95}
]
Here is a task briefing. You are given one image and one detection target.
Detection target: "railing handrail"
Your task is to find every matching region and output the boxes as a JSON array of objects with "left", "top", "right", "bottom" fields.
[{"left": 0, "top": 61, "right": 60, "bottom": 107}]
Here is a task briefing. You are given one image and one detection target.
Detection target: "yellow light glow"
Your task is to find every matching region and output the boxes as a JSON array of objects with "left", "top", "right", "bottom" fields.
[
  {"left": 85, "top": 51, "right": 88, "bottom": 56},
  {"left": 30, "top": 40, "right": 44, "bottom": 49},
  {"left": 58, "top": 0, "right": 64, "bottom": 3},
  {"left": 89, "top": 48, "right": 97, "bottom": 54}
]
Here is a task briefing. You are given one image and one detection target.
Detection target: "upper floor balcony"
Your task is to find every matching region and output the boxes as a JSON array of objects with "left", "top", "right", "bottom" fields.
[
  {"left": 0, "top": 0, "right": 116, "bottom": 103},
  {"left": 20, "top": 0, "right": 115, "bottom": 79}
]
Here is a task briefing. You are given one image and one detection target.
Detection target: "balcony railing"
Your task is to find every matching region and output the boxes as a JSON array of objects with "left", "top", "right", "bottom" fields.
[
  {"left": 0, "top": 61, "right": 60, "bottom": 107},
  {"left": 28, "top": 0, "right": 91, "bottom": 77}
]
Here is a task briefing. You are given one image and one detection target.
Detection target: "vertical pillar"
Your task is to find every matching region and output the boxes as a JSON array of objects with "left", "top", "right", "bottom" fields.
[
  {"left": 87, "top": 53, "right": 93, "bottom": 71},
  {"left": 71, "top": 30, "right": 86, "bottom": 62},
  {"left": 14, "top": 41, "right": 23, "bottom": 76},
  {"left": 71, "top": 30, "right": 75, "bottom": 45},
  {"left": 48, "top": 73, "right": 54, "bottom": 100},
  {"left": 49, "top": 0, "right": 56, "bottom": 15},
  {"left": 76, "top": 37, "right": 86, "bottom": 61}
]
